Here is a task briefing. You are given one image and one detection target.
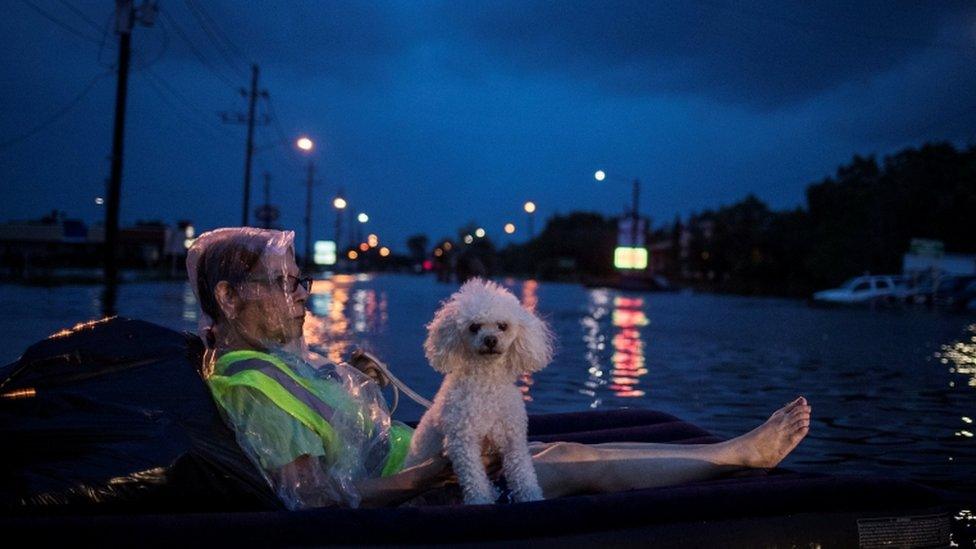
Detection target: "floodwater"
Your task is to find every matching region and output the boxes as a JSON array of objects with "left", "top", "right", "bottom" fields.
[{"left": 2, "top": 273, "right": 974, "bottom": 504}]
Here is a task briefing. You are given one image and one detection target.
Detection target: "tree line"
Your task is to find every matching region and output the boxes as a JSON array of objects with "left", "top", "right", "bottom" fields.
[{"left": 492, "top": 142, "right": 976, "bottom": 296}]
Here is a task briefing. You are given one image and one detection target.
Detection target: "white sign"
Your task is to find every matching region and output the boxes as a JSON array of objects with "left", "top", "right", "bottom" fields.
[{"left": 314, "top": 240, "right": 337, "bottom": 266}]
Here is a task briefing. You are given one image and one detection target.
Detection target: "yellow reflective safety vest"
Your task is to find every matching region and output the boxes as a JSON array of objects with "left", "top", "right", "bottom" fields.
[{"left": 207, "top": 349, "right": 410, "bottom": 477}]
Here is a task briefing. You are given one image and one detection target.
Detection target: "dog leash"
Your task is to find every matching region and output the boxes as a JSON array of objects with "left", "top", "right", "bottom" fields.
[{"left": 351, "top": 349, "right": 433, "bottom": 413}]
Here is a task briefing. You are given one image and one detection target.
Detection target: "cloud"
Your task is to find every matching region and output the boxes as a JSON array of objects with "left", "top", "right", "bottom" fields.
[{"left": 435, "top": 0, "right": 976, "bottom": 110}]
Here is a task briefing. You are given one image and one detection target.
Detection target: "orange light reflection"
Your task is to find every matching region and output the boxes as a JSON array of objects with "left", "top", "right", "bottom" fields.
[
  {"left": 609, "top": 296, "right": 648, "bottom": 398},
  {"left": 517, "top": 279, "right": 540, "bottom": 401}
]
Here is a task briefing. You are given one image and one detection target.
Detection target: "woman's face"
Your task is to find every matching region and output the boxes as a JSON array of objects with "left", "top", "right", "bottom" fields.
[{"left": 232, "top": 248, "right": 309, "bottom": 347}]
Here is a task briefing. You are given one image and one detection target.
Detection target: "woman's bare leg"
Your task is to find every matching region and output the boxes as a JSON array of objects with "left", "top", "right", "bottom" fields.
[{"left": 530, "top": 397, "right": 812, "bottom": 498}]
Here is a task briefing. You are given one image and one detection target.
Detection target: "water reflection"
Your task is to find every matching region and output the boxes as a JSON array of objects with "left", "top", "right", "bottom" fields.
[
  {"left": 517, "top": 279, "right": 539, "bottom": 402},
  {"left": 935, "top": 324, "right": 976, "bottom": 443},
  {"left": 181, "top": 283, "right": 198, "bottom": 323},
  {"left": 937, "top": 323, "right": 976, "bottom": 390},
  {"left": 579, "top": 291, "right": 650, "bottom": 404},
  {"left": 303, "top": 274, "right": 387, "bottom": 363},
  {"left": 609, "top": 296, "right": 648, "bottom": 398},
  {"left": 580, "top": 289, "right": 610, "bottom": 407}
]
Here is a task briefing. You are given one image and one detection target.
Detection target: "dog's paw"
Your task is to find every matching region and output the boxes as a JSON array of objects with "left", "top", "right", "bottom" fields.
[
  {"left": 513, "top": 485, "right": 544, "bottom": 503},
  {"left": 462, "top": 491, "right": 496, "bottom": 505}
]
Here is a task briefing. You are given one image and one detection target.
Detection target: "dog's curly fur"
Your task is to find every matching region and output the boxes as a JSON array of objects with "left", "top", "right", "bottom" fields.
[{"left": 404, "top": 278, "right": 554, "bottom": 504}]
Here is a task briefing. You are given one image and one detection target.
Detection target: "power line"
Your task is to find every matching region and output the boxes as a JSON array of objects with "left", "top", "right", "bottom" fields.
[
  {"left": 264, "top": 93, "right": 290, "bottom": 148},
  {"left": 182, "top": 0, "right": 249, "bottom": 77},
  {"left": 0, "top": 71, "right": 111, "bottom": 152},
  {"left": 144, "top": 66, "right": 237, "bottom": 138},
  {"left": 96, "top": 10, "right": 116, "bottom": 68},
  {"left": 20, "top": 0, "right": 102, "bottom": 45},
  {"left": 131, "top": 18, "right": 170, "bottom": 72},
  {"left": 186, "top": 0, "right": 248, "bottom": 63},
  {"left": 141, "top": 68, "right": 238, "bottom": 144},
  {"left": 159, "top": 7, "right": 241, "bottom": 90},
  {"left": 55, "top": 0, "right": 105, "bottom": 36}
]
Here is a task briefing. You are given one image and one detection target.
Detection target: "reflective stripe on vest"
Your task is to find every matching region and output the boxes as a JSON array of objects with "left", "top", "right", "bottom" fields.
[
  {"left": 223, "top": 358, "right": 337, "bottom": 424},
  {"left": 212, "top": 350, "right": 410, "bottom": 477},
  {"left": 211, "top": 350, "right": 339, "bottom": 460}
]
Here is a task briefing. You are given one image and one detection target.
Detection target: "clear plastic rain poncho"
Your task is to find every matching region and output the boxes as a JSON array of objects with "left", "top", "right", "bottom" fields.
[{"left": 186, "top": 227, "right": 409, "bottom": 509}]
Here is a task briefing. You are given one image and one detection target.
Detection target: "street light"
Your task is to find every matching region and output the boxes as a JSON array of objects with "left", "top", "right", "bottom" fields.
[
  {"left": 504, "top": 223, "right": 516, "bottom": 234},
  {"left": 475, "top": 227, "right": 486, "bottom": 238},
  {"left": 357, "top": 212, "right": 369, "bottom": 223},
  {"left": 297, "top": 136, "right": 316, "bottom": 270},
  {"left": 523, "top": 201, "right": 536, "bottom": 239}
]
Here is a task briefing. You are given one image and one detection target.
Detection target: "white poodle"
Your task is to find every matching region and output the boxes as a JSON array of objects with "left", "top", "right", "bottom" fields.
[{"left": 405, "top": 278, "right": 554, "bottom": 504}]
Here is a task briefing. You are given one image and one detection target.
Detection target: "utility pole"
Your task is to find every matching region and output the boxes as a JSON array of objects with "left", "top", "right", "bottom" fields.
[
  {"left": 221, "top": 65, "right": 268, "bottom": 227},
  {"left": 304, "top": 160, "right": 315, "bottom": 270},
  {"left": 104, "top": 0, "right": 155, "bottom": 317}
]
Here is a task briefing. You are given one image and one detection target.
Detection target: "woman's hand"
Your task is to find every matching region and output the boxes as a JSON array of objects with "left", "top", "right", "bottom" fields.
[
  {"left": 349, "top": 349, "right": 390, "bottom": 387},
  {"left": 356, "top": 453, "right": 453, "bottom": 507}
]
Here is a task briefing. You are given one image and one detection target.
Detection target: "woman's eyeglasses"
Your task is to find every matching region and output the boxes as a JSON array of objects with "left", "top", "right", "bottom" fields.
[{"left": 243, "top": 274, "right": 313, "bottom": 294}]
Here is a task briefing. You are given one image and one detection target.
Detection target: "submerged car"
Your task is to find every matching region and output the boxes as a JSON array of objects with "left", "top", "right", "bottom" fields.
[{"left": 812, "top": 275, "right": 902, "bottom": 305}]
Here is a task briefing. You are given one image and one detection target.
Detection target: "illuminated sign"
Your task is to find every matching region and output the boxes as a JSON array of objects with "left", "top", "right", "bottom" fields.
[
  {"left": 614, "top": 247, "right": 648, "bottom": 270},
  {"left": 314, "top": 240, "right": 337, "bottom": 266}
]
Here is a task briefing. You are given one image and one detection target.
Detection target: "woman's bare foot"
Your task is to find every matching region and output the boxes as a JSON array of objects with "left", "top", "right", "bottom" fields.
[{"left": 719, "top": 397, "right": 812, "bottom": 468}]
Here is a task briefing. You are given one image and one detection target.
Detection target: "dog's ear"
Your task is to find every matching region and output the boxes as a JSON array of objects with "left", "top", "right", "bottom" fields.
[
  {"left": 424, "top": 299, "right": 463, "bottom": 374},
  {"left": 507, "top": 308, "right": 554, "bottom": 375}
]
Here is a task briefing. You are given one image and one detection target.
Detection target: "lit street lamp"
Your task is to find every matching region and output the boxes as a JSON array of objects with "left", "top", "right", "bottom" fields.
[{"left": 504, "top": 222, "right": 516, "bottom": 234}]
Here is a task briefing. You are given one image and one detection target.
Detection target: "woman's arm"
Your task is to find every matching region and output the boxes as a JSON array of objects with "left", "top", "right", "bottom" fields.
[
  {"left": 354, "top": 454, "right": 454, "bottom": 507},
  {"left": 274, "top": 452, "right": 458, "bottom": 509}
]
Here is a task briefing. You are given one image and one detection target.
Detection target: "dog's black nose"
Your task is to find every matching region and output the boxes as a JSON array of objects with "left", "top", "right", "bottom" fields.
[{"left": 483, "top": 335, "right": 498, "bottom": 349}]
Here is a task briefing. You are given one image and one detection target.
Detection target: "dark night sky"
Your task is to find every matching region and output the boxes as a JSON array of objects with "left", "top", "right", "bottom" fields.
[{"left": 2, "top": 1, "right": 975, "bottom": 252}]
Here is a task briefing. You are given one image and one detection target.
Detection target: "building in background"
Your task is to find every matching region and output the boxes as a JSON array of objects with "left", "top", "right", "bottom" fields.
[{"left": 0, "top": 211, "right": 192, "bottom": 281}]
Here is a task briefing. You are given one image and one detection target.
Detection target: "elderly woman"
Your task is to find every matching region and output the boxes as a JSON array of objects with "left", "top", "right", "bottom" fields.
[{"left": 187, "top": 228, "right": 811, "bottom": 509}]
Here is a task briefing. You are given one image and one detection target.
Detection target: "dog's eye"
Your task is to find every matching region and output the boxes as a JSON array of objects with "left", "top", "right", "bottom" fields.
[
  {"left": 497, "top": 322, "right": 508, "bottom": 331},
  {"left": 468, "top": 323, "right": 481, "bottom": 333}
]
